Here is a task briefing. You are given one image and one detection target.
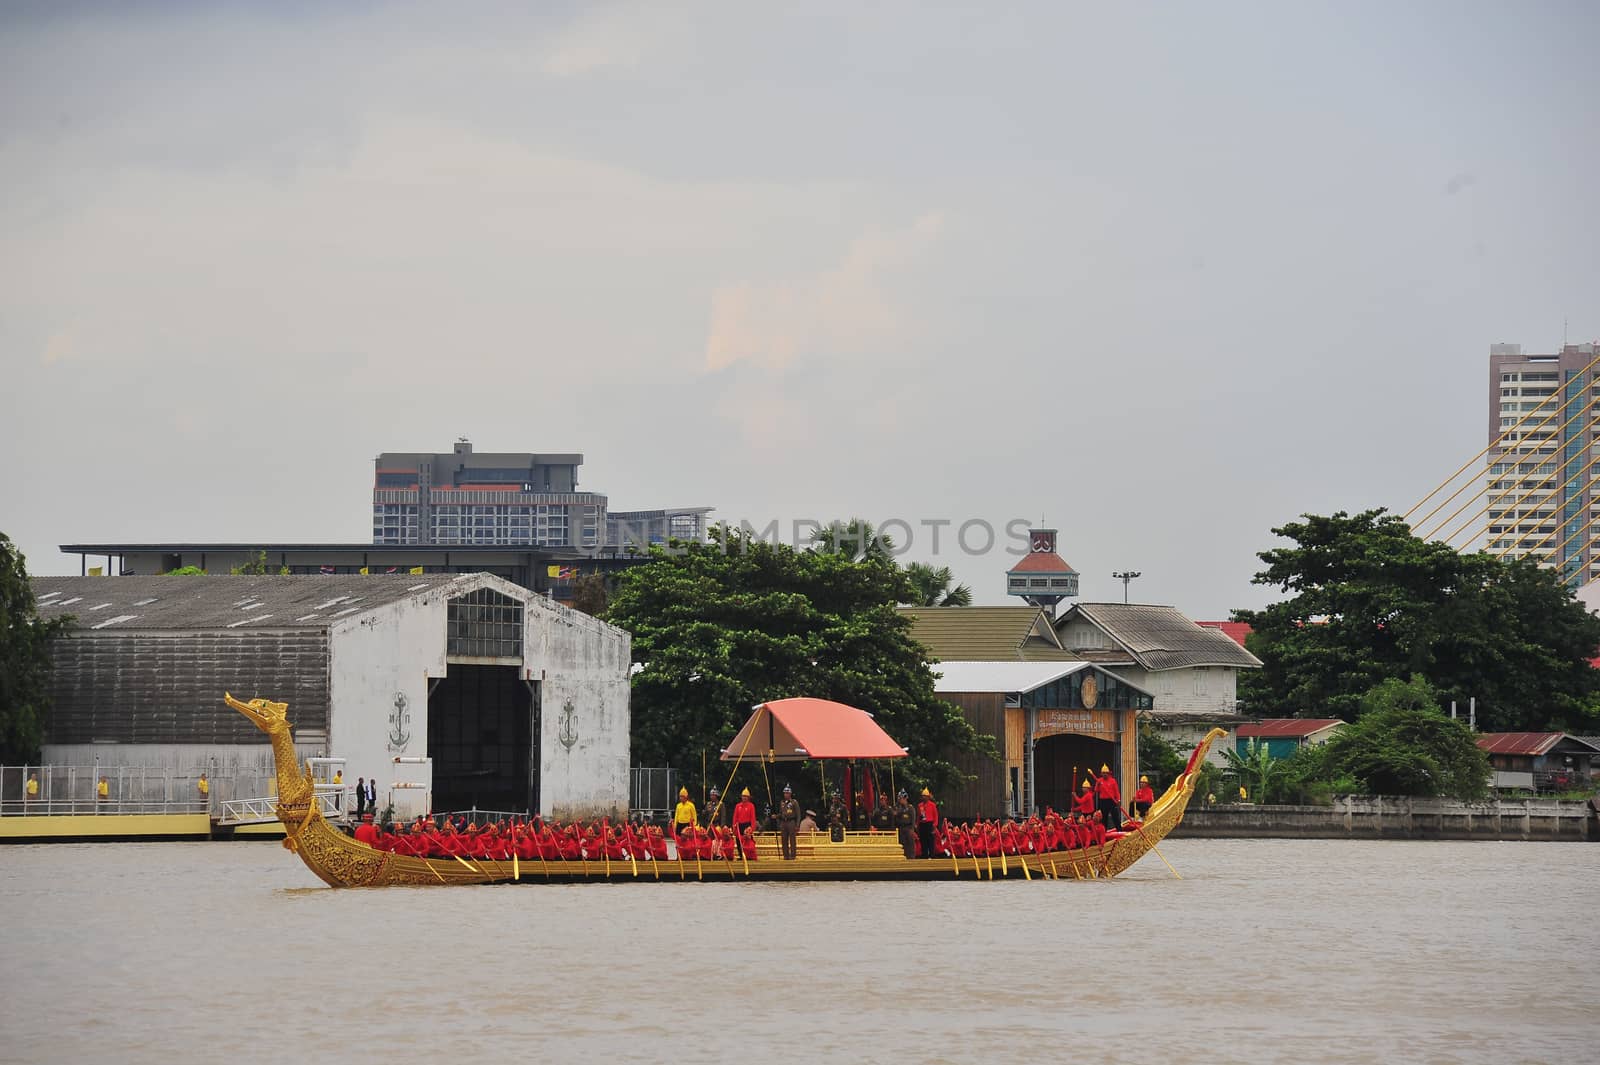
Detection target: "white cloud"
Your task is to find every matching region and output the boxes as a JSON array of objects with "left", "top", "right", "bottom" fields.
[{"left": 704, "top": 211, "right": 945, "bottom": 373}]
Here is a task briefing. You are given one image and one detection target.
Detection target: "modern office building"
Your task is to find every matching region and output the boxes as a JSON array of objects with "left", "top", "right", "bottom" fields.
[
  {"left": 1487, "top": 342, "right": 1600, "bottom": 584},
  {"left": 372, "top": 438, "right": 710, "bottom": 551}
]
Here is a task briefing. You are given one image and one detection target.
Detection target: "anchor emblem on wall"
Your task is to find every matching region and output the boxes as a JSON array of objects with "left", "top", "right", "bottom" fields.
[
  {"left": 387, "top": 692, "right": 411, "bottom": 752},
  {"left": 558, "top": 700, "right": 578, "bottom": 750}
]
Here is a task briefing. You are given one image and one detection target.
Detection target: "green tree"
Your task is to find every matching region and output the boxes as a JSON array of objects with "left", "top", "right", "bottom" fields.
[
  {"left": 1221, "top": 738, "right": 1279, "bottom": 803},
  {"left": 606, "top": 524, "right": 986, "bottom": 799},
  {"left": 1236, "top": 509, "right": 1600, "bottom": 730},
  {"left": 901, "top": 561, "right": 973, "bottom": 607},
  {"left": 230, "top": 550, "right": 287, "bottom": 575},
  {"left": 1136, "top": 720, "right": 1186, "bottom": 790},
  {"left": 1322, "top": 676, "right": 1491, "bottom": 800},
  {"left": 0, "top": 534, "right": 72, "bottom": 763},
  {"left": 570, "top": 572, "right": 610, "bottom": 617}
]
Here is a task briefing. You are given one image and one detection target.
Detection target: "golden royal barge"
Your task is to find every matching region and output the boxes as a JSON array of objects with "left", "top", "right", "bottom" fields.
[{"left": 226, "top": 692, "right": 1219, "bottom": 887}]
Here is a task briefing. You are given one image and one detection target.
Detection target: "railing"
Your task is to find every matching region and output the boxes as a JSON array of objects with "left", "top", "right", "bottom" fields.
[
  {"left": 2, "top": 764, "right": 216, "bottom": 817},
  {"left": 631, "top": 766, "right": 678, "bottom": 822},
  {"left": 218, "top": 788, "right": 347, "bottom": 826}
]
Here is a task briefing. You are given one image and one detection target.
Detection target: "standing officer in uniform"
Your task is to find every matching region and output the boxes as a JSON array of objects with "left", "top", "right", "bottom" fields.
[
  {"left": 704, "top": 787, "right": 723, "bottom": 827},
  {"left": 894, "top": 789, "right": 916, "bottom": 858},
  {"left": 916, "top": 788, "right": 939, "bottom": 859},
  {"left": 777, "top": 784, "right": 801, "bottom": 860}
]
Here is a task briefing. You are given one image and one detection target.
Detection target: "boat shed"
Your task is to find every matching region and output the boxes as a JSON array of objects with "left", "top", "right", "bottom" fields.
[
  {"left": 31, "top": 573, "right": 631, "bottom": 821},
  {"left": 932, "top": 660, "right": 1152, "bottom": 821}
]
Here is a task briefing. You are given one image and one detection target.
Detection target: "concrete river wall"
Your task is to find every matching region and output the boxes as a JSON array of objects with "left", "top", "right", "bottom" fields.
[{"left": 1169, "top": 796, "right": 1599, "bottom": 842}]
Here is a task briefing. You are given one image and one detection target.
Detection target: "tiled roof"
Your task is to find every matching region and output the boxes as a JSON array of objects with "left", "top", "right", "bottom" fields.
[
  {"left": 1196, "top": 621, "right": 1253, "bottom": 647},
  {"left": 32, "top": 574, "right": 469, "bottom": 631},
  {"left": 1008, "top": 552, "right": 1076, "bottom": 574},
  {"left": 1059, "top": 603, "right": 1263, "bottom": 671},
  {"left": 899, "top": 606, "right": 1078, "bottom": 662},
  {"left": 1237, "top": 718, "right": 1345, "bottom": 739}
]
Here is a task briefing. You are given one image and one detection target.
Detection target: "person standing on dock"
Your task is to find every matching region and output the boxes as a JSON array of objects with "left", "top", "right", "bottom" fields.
[
  {"left": 26, "top": 771, "right": 39, "bottom": 807},
  {"left": 354, "top": 777, "right": 365, "bottom": 817},
  {"left": 916, "top": 788, "right": 939, "bottom": 859},
  {"left": 363, "top": 778, "right": 376, "bottom": 816},
  {"left": 97, "top": 776, "right": 110, "bottom": 808},
  {"left": 777, "top": 784, "right": 801, "bottom": 859},
  {"left": 197, "top": 773, "right": 210, "bottom": 808}
]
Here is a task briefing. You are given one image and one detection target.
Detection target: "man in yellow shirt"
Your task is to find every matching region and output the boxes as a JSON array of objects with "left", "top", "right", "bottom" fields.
[
  {"left": 26, "top": 771, "right": 40, "bottom": 806},
  {"left": 672, "top": 787, "right": 697, "bottom": 853},
  {"left": 97, "top": 776, "right": 110, "bottom": 808},
  {"left": 197, "top": 773, "right": 210, "bottom": 806}
]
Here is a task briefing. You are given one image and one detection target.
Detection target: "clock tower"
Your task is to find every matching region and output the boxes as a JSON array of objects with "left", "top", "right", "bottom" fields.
[{"left": 1005, "top": 528, "right": 1079, "bottom": 612}]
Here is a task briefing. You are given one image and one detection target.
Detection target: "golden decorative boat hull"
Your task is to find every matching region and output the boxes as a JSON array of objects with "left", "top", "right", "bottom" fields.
[{"left": 224, "top": 692, "right": 1220, "bottom": 888}]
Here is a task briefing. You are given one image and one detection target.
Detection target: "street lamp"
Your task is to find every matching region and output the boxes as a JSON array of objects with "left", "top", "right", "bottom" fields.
[{"left": 1112, "top": 570, "right": 1141, "bottom": 604}]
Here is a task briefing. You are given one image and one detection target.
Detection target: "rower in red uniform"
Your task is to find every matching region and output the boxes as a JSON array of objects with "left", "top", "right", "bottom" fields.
[
  {"left": 1073, "top": 778, "right": 1096, "bottom": 818},
  {"left": 1134, "top": 775, "right": 1155, "bottom": 819}
]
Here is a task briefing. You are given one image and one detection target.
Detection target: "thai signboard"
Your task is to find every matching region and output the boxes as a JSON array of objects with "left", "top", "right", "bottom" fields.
[{"left": 1034, "top": 708, "right": 1118, "bottom": 740}]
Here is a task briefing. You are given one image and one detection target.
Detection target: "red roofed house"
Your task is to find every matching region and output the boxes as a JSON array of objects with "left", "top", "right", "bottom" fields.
[
  {"left": 1475, "top": 733, "right": 1600, "bottom": 792},
  {"left": 1235, "top": 719, "right": 1345, "bottom": 759}
]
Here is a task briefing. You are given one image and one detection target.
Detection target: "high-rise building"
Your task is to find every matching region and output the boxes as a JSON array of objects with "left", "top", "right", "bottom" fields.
[
  {"left": 372, "top": 439, "right": 710, "bottom": 550},
  {"left": 1486, "top": 342, "right": 1600, "bottom": 584}
]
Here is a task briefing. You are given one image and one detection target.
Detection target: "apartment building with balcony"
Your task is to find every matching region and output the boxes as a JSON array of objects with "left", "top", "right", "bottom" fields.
[{"left": 1487, "top": 342, "right": 1600, "bottom": 584}]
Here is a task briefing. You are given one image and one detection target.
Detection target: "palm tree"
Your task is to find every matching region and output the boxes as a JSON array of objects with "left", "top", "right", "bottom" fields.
[{"left": 903, "top": 561, "right": 973, "bottom": 607}]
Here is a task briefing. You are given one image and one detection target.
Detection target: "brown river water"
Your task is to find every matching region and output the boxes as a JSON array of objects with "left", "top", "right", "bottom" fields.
[{"left": 1, "top": 838, "right": 1594, "bottom": 1065}]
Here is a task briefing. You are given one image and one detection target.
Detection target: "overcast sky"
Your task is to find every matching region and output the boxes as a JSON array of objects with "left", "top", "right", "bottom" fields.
[{"left": 3, "top": 1, "right": 1597, "bottom": 618}]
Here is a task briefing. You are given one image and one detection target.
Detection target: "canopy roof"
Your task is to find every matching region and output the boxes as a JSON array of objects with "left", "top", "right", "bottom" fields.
[{"left": 720, "top": 698, "right": 908, "bottom": 762}]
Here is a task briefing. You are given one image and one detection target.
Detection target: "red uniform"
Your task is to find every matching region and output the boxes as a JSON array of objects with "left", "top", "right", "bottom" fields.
[{"left": 732, "top": 799, "right": 758, "bottom": 835}]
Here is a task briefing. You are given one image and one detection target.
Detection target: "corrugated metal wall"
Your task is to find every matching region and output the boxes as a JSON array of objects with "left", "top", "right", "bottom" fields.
[
  {"left": 939, "top": 692, "right": 1007, "bottom": 821},
  {"left": 46, "top": 632, "right": 331, "bottom": 744}
]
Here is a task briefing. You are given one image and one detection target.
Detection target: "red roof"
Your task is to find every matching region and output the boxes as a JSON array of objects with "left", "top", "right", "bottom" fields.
[
  {"left": 1236, "top": 718, "right": 1345, "bottom": 739},
  {"left": 1474, "top": 733, "right": 1564, "bottom": 756},
  {"left": 720, "top": 698, "right": 909, "bottom": 762},
  {"left": 1008, "top": 552, "right": 1076, "bottom": 574},
  {"left": 1197, "top": 621, "right": 1253, "bottom": 647}
]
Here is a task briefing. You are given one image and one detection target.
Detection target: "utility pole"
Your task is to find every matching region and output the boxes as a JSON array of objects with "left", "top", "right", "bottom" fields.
[{"left": 1112, "top": 570, "right": 1141, "bottom": 604}]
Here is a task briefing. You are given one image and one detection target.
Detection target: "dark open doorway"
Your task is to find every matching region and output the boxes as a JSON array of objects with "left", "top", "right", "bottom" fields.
[
  {"left": 1034, "top": 733, "right": 1116, "bottom": 815},
  {"left": 427, "top": 665, "right": 534, "bottom": 813}
]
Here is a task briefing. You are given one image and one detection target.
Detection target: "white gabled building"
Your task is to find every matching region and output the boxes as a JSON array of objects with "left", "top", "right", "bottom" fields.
[
  {"left": 33, "top": 573, "right": 631, "bottom": 821},
  {"left": 1054, "top": 602, "right": 1262, "bottom": 765}
]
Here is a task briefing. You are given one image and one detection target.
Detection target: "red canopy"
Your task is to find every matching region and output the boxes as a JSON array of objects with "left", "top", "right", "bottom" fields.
[{"left": 720, "top": 698, "right": 909, "bottom": 762}]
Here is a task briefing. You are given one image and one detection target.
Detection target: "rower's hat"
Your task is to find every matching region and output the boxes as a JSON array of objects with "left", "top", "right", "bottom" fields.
[
  {"left": 921, "top": 787, "right": 932, "bottom": 798},
  {"left": 679, "top": 787, "right": 689, "bottom": 799},
  {"left": 1082, "top": 779, "right": 1092, "bottom": 788},
  {"left": 1140, "top": 775, "right": 1149, "bottom": 783},
  {"left": 1101, "top": 764, "right": 1110, "bottom": 773},
  {"left": 806, "top": 810, "right": 817, "bottom": 817},
  {"left": 362, "top": 812, "right": 373, "bottom": 822},
  {"left": 741, "top": 788, "right": 751, "bottom": 798}
]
